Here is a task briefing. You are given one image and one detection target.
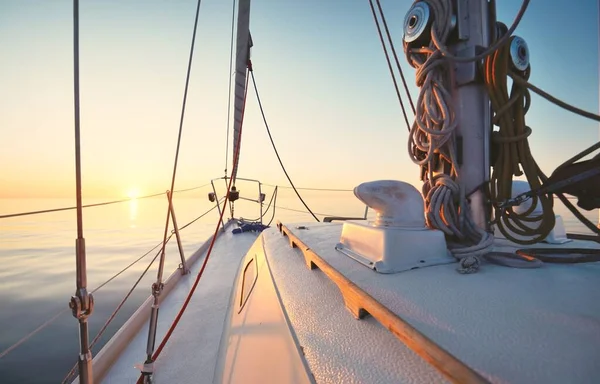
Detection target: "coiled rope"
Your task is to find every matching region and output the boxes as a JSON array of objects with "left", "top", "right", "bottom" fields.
[
  {"left": 485, "top": 37, "right": 556, "bottom": 244},
  {"left": 403, "top": 0, "right": 493, "bottom": 272}
]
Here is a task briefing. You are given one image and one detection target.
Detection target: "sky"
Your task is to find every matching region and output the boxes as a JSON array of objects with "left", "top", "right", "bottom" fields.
[{"left": 0, "top": 0, "right": 598, "bottom": 198}]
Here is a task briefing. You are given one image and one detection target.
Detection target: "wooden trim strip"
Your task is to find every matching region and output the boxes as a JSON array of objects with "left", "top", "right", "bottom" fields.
[{"left": 276, "top": 221, "right": 489, "bottom": 384}]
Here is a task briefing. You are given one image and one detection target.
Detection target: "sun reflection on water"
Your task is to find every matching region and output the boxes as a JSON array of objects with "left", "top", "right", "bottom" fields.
[{"left": 129, "top": 198, "right": 138, "bottom": 228}]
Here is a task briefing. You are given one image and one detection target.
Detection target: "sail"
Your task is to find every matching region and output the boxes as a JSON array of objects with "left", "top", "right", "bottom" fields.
[{"left": 231, "top": 0, "right": 252, "bottom": 184}]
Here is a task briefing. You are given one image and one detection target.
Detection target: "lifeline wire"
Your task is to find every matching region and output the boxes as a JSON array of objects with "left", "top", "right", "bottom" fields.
[{"left": 0, "top": 184, "right": 209, "bottom": 220}]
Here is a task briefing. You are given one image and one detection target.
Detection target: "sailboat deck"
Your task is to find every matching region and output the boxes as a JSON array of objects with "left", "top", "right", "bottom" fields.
[
  {"left": 268, "top": 222, "right": 600, "bottom": 384},
  {"left": 100, "top": 223, "right": 259, "bottom": 383}
]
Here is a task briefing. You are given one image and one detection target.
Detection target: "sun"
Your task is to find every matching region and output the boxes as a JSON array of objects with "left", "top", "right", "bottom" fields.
[{"left": 126, "top": 188, "right": 140, "bottom": 199}]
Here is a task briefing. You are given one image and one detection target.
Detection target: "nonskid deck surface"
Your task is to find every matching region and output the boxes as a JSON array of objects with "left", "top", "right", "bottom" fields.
[
  {"left": 269, "top": 222, "right": 600, "bottom": 384},
  {"left": 101, "top": 224, "right": 259, "bottom": 384}
]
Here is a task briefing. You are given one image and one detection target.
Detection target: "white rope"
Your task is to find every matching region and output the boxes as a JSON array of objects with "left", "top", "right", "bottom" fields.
[{"left": 405, "top": 0, "right": 493, "bottom": 273}]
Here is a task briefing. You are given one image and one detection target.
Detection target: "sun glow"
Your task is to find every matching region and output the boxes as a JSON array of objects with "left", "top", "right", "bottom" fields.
[{"left": 126, "top": 188, "right": 140, "bottom": 199}]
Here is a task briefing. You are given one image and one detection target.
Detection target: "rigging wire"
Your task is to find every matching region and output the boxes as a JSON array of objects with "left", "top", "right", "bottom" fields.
[
  {"left": 0, "top": 308, "right": 67, "bottom": 361},
  {"left": 367, "top": 0, "right": 411, "bottom": 131},
  {"left": 137, "top": 67, "right": 250, "bottom": 384},
  {"left": 249, "top": 67, "right": 320, "bottom": 222},
  {"left": 0, "top": 184, "right": 209, "bottom": 220},
  {"left": 1, "top": 242, "right": 163, "bottom": 363},
  {"left": 262, "top": 183, "right": 353, "bottom": 192},
  {"left": 274, "top": 204, "right": 337, "bottom": 218},
  {"left": 224, "top": 0, "right": 238, "bottom": 175},
  {"left": 61, "top": 240, "right": 168, "bottom": 384},
  {"left": 543, "top": 140, "right": 600, "bottom": 235},
  {"left": 241, "top": 186, "right": 277, "bottom": 222},
  {"left": 141, "top": 0, "right": 205, "bottom": 367},
  {"left": 178, "top": 198, "right": 223, "bottom": 231},
  {"left": 70, "top": 2, "right": 94, "bottom": 381},
  {"left": 153, "top": 0, "right": 203, "bottom": 295},
  {"left": 373, "top": 0, "right": 415, "bottom": 114},
  {"left": 266, "top": 187, "right": 278, "bottom": 226},
  {"left": 508, "top": 73, "right": 600, "bottom": 122},
  {"left": 1, "top": 202, "right": 221, "bottom": 364}
]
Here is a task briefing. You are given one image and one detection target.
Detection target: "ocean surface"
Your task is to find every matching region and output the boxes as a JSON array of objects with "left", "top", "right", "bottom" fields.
[{"left": 0, "top": 188, "right": 597, "bottom": 383}]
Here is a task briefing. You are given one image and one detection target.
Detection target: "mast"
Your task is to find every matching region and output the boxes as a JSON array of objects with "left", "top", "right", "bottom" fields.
[
  {"left": 450, "top": 0, "right": 493, "bottom": 230},
  {"left": 403, "top": 0, "right": 493, "bottom": 230},
  {"left": 230, "top": 0, "right": 252, "bottom": 186},
  {"left": 597, "top": 0, "right": 600, "bottom": 229}
]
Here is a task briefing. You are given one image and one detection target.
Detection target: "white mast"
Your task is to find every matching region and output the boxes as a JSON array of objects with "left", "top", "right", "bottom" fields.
[
  {"left": 230, "top": 0, "right": 252, "bottom": 185},
  {"left": 450, "top": 0, "right": 492, "bottom": 230}
]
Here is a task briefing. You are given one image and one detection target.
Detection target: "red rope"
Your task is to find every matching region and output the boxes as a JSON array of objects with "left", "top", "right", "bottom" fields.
[{"left": 136, "top": 67, "right": 250, "bottom": 383}]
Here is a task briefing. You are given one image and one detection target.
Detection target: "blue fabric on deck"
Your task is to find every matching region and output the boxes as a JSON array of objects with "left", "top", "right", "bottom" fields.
[{"left": 232, "top": 222, "right": 269, "bottom": 234}]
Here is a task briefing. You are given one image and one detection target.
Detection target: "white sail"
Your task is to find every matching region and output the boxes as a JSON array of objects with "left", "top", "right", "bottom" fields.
[{"left": 231, "top": 0, "right": 252, "bottom": 184}]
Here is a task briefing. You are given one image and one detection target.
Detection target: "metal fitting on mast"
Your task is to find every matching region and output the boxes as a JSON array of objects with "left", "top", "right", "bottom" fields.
[
  {"left": 509, "top": 36, "right": 530, "bottom": 71},
  {"left": 403, "top": 2, "right": 432, "bottom": 45}
]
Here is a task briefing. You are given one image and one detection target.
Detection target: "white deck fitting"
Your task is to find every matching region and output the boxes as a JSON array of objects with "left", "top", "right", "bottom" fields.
[
  {"left": 269, "top": 222, "right": 600, "bottom": 384},
  {"left": 101, "top": 225, "right": 259, "bottom": 384}
]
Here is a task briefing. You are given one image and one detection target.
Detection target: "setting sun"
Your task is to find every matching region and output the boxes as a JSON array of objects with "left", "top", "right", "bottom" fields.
[{"left": 126, "top": 188, "right": 140, "bottom": 199}]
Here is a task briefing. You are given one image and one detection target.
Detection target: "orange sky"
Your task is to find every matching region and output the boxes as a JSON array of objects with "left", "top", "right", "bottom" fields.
[{"left": 1, "top": 0, "right": 598, "bottom": 199}]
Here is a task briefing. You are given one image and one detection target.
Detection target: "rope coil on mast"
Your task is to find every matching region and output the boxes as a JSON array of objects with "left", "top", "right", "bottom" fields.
[
  {"left": 485, "top": 36, "right": 556, "bottom": 244},
  {"left": 403, "top": 0, "right": 493, "bottom": 272},
  {"left": 400, "top": 0, "right": 598, "bottom": 254}
]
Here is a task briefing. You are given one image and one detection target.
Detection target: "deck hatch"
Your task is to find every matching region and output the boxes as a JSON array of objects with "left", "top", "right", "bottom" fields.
[{"left": 239, "top": 256, "right": 258, "bottom": 311}]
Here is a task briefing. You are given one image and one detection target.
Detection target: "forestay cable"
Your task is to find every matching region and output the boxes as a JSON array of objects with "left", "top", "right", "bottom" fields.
[{"left": 249, "top": 67, "right": 320, "bottom": 222}]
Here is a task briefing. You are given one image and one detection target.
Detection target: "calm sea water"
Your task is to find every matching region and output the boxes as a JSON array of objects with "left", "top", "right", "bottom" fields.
[{"left": 0, "top": 189, "right": 597, "bottom": 383}]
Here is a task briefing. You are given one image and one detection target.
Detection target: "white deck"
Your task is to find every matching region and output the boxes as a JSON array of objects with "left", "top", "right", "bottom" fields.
[
  {"left": 267, "top": 222, "right": 600, "bottom": 384},
  {"left": 98, "top": 219, "right": 600, "bottom": 384},
  {"left": 100, "top": 224, "right": 259, "bottom": 383}
]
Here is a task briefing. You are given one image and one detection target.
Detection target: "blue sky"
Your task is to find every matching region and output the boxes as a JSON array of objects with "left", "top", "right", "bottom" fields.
[{"left": 0, "top": 0, "right": 598, "bottom": 198}]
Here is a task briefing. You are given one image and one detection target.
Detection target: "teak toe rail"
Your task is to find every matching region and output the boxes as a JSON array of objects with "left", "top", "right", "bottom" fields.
[{"left": 276, "top": 221, "right": 489, "bottom": 384}]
